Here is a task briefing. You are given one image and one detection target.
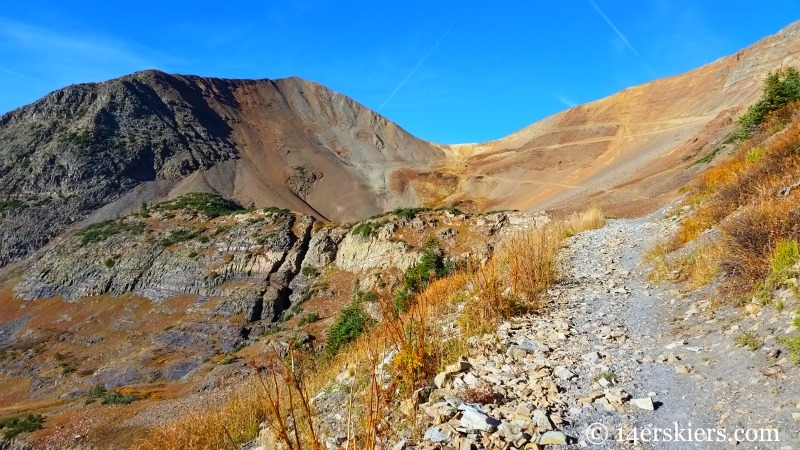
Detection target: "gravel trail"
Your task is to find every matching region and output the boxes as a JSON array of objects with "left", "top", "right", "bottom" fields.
[{"left": 413, "top": 209, "right": 799, "bottom": 449}]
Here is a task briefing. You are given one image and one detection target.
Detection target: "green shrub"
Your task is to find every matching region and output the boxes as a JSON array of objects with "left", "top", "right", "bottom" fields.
[
  {"left": 0, "top": 414, "right": 44, "bottom": 439},
  {"left": 393, "top": 238, "right": 452, "bottom": 314},
  {"left": 85, "top": 384, "right": 140, "bottom": 405},
  {"left": 104, "top": 258, "right": 115, "bottom": 268},
  {"left": 390, "top": 207, "right": 430, "bottom": 220},
  {"left": 768, "top": 240, "right": 799, "bottom": 286},
  {"left": 746, "top": 148, "right": 763, "bottom": 164},
  {"left": 213, "top": 225, "right": 233, "bottom": 236},
  {"left": 352, "top": 221, "right": 381, "bottom": 239},
  {"left": 159, "top": 227, "right": 207, "bottom": 247},
  {"left": 298, "top": 311, "right": 320, "bottom": 326},
  {"left": 435, "top": 206, "right": 465, "bottom": 216},
  {"left": 734, "top": 331, "right": 763, "bottom": 351},
  {"left": 736, "top": 67, "right": 800, "bottom": 139},
  {"left": 252, "top": 231, "right": 277, "bottom": 245},
  {"left": 356, "top": 290, "right": 378, "bottom": 303},
  {"left": 76, "top": 220, "right": 146, "bottom": 246},
  {"left": 691, "top": 147, "right": 722, "bottom": 166},
  {"left": 324, "top": 299, "right": 373, "bottom": 358},
  {"left": 263, "top": 206, "right": 290, "bottom": 216},
  {"left": 301, "top": 266, "right": 319, "bottom": 278},
  {"left": 220, "top": 355, "right": 238, "bottom": 365},
  {"left": 0, "top": 199, "right": 26, "bottom": 213},
  {"left": 780, "top": 334, "right": 800, "bottom": 364},
  {"left": 58, "top": 129, "right": 92, "bottom": 145},
  {"left": 155, "top": 193, "right": 246, "bottom": 218}
]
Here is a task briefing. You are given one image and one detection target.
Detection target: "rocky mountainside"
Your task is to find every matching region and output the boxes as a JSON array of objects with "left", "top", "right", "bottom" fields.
[
  {"left": 3, "top": 19, "right": 800, "bottom": 450},
  {"left": 0, "top": 194, "right": 544, "bottom": 435},
  {"left": 0, "top": 71, "right": 444, "bottom": 268},
  {"left": 445, "top": 21, "right": 800, "bottom": 216},
  {"left": 3, "top": 21, "right": 800, "bottom": 269}
]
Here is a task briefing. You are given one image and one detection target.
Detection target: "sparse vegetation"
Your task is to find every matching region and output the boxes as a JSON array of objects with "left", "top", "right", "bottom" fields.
[
  {"left": 213, "top": 224, "right": 233, "bottom": 236},
  {"left": 351, "top": 221, "right": 381, "bottom": 239},
  {"left": 155, "top": 193, "right": 246, "bottom": 218},
  {"left": 86, "top": 384, "right": 141, "bottom": 405},
  {"left": 779, "top": 334, "right": 800, "bottom": 364},
  {"left": 298, "top": 311, "right": 320, "bottom": 326},
  {"left": 389, "top": 207, "right": 430, "bottom": 220},
  {"left": 393, "top": 237, "right": 452, "bottom": 314},
  {"left": 220, "top": 355, "right": 238, "bottom": 365},
  {"left": 159, "top": 227, "right": 207, "bottom": 247},
  {"left": 323, "top": 296, "right": 374, "bottom": 359},
  {"left": 649, "top": 71, "right": 800, "bottom": 296},
  {"left": 301, "top": 266, "right": 319, "bottom": 278},
  {"left": 768, "top": 240, "right": 799, "bottom": 287},
  {"left": 734, "top": 331, "right": 764, "bottom": 351},
  {"left": 263, "top": 206, "right": 290, "bottom": 216},
  {"left": 131, "top": 207, "right": 606, "bottom": 449},
  {"left": 595, "top": 371, "right": 616, "bottom": 383},
  {"left": 251, "top": 230, "right": 277, "bottom": 245},
  {"left": 0, "top": 198, "right": 26, "bottom": 213},
  {"left": 58, "top": 128, "right": 92, "bottom": 145},
  {"left": 76, "top": 219, "right": 146, "bottom": 246},
  {"left": 736, "top": 67, "right": 800, "bottom": 139},
  {"left": 0, "top": 414, "right": 44, "bottom": 439}
]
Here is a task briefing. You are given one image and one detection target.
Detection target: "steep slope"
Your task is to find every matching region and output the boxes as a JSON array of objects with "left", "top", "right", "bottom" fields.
[
  {"left": 4, "top": 21, "right": 800, "bottom": 268},
  {"left": 0, "top": 71, "right": 445, "bottom": 268},
  {"left": 445, "top": 20, "right": 800, "bottom": 217}
]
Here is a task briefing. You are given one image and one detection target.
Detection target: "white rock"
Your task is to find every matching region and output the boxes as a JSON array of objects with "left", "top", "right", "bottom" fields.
[
  {"left": 423, "top": 425, "right": 451, "bottom": 442},
  {"left": 538, "top": 430, "right": 567, "bottom": 445},
  {"left": 631, "top": 397, "right": 655, "bottom": 410},
  {"left": 554, "top": 366, "right": 575, "bottom": 380},
  {"left": 533, "top": 409, "right": 553, "bottom": 430}
]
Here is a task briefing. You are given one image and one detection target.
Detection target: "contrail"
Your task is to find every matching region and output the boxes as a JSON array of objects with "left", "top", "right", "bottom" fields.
[
  {"left": 587, "top": 0, "right": 656, "bottom": 76},
  {"left": 378, "top": 28, "right": 451, "bottom": 112}
]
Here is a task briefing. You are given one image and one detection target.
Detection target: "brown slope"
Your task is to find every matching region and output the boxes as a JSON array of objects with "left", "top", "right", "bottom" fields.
[
  {"left": 440, "top": 20, "right": 800, "bottom": 217},
  {"left": 0, "top": 71, "right": 445, "bottom": 267},
  {"left": 165, "top": 75, "right": 448, "bottom": 222}
]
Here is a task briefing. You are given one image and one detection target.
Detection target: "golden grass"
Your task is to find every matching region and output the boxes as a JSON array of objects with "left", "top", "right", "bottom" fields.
[
  {"left": 649, "top": 100, "right": 800, "bottom": 294},
  {"left": 132, "top": 207, "right": 606, "bottom": 449},
  {"left": 131, "top": 382, "right": 267, "bottom": 450}
]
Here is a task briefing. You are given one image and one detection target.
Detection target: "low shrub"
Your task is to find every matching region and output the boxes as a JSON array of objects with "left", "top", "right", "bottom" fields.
[
  {"left": 301, "top": 266, "right": 319, "bottom": 278},
  {"left": 86, "top": 384, "right": 140, "bottom": 405},
  {"left": 394, "top": 238, "right": 451, "bottom": 314},
  {"left": 324, "top": 298, "right": 373, "bottom": 359},
  {"left": 390, "top": 207, "right": 430, "bottom": 220},
  {"left": 0, "top": 198, "right": 26, "bottom": 213},
  {"left": 159, "top": 227, "right": 207, "bottom": 247},
  {"left": 734, "top": 331, "right": 764, "bottom": 351},
  {"left": 736, "top": 67, "right": 800, "bottom": 139},
  {"left": 77, "top": 219, "right": 146, "bottom": 246},
  {"left": 0, "top": 414, "right": 44, "bottom": 439},
  {"left": 351, "top": 221, "right": 381, "bottom": 239},
  {"left": 155, "top": 193, "right": 246, "bottom": 218},
  {"left": 298, "top": 312, "right": 320, "bottom": 326}
]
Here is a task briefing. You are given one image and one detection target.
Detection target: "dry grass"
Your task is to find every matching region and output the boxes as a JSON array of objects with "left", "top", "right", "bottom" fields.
[
  {"left": 131, "top": 382, "right": 267, "bottom": 450},
  {"left": 462, "top": 205, "right": 605, "bottom": 330},
  {"left": 132, "top": 207, "right": 606, "bottom": 449},
  {"left": 649, "top": 101, "right": 800, "bottom": 295}
]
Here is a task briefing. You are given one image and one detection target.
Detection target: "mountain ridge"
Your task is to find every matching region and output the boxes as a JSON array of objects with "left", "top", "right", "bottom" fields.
[{"left": 2, "top": 20, "right": 800, "bottom": 269}]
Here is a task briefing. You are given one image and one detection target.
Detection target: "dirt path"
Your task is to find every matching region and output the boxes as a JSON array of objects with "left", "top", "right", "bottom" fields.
[
  {"left": 414, "top": 208, "right": 799, "bottom": 449},
  {"left": 552, "top": 209, "right": 799, "bottom": 449}
]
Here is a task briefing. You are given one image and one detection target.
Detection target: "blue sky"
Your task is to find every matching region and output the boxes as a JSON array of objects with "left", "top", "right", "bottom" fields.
[{"left": 1, "top": 1, "right": 798, "bottom": 144}]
